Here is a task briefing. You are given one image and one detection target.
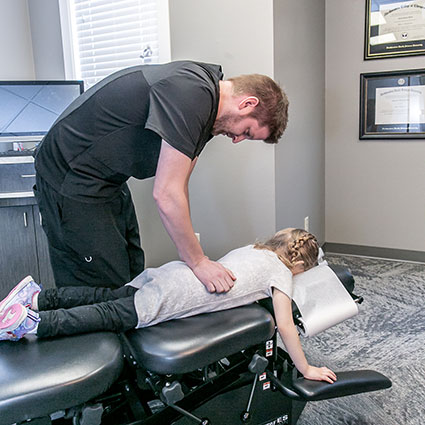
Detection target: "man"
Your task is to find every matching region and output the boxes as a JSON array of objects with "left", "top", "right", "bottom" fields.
[{"left": 34, "top": 61, "right": 288, "bottom": 292}]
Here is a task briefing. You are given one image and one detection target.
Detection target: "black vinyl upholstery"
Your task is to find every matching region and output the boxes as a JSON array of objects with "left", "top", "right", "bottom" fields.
[
  {"left": 292, "top": 370, "right": 392, "bottom": 401},
  {"left": 125, "top": 303, "right": 275, "bottom": 374},
  {"left": 0, "top": 332, "right": 123, "bottom": 425},
  {"left": 0, "top": 305, "right": 274, "bottom": 423}
]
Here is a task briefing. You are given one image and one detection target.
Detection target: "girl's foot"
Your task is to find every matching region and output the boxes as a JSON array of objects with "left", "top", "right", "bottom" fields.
[
  {"left": 0, "top": 304, "right": 40, "bottom": 341},
  {"left": 0, "top": 276, "right": 41, "bottom": 313}
]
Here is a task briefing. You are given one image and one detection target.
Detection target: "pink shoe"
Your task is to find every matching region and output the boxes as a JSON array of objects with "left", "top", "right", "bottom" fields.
[
  {"left": 0, "top": 275, "right": 41, "bottom": 313},
  {"left": 0, "top": 304, "right": 40, "bottom": 341}
]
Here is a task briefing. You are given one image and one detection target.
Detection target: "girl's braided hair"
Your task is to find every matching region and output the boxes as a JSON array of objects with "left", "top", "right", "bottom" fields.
[{"left": 254, "top": 228, "right": 319, "bottom": 271}]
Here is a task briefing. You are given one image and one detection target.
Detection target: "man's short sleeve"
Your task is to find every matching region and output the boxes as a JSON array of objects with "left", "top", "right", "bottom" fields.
[{"left": 145, "top": 75, "right": 216, "bottom": 159}]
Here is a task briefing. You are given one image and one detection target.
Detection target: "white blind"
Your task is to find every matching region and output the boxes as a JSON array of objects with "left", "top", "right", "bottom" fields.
[{"left": 70, "top": 0, "right": 161, "bottom": 88}]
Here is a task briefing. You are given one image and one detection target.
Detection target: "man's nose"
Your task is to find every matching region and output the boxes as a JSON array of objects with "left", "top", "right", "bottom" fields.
[{"left": 232, "top": 135, "right": 246, "bottom": 143}]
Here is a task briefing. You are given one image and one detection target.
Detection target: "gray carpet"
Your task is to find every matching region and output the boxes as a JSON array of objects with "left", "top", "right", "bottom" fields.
[{"left": 297, "top": 254, "right": 425, "bottom": 425}]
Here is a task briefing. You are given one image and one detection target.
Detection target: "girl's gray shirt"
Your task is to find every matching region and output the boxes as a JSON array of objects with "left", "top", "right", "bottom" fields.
[{"left": 127, "top": 245, "right": 293, "bottom": 328}]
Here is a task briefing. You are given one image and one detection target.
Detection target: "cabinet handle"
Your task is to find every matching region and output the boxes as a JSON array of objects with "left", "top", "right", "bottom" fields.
[
  {"left": 39, "top": 212, "right": 42, "bottom": 226},
  {"left": 23, "top": 212, "right": 28, "bottom": 227},
  {"left": 21, "top": 174, "right": 36, "bottom": 178}
]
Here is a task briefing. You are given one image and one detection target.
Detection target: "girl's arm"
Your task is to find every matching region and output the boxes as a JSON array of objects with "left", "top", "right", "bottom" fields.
[{"left": 272, "top": 288, "right": 337, "bottom": 383}]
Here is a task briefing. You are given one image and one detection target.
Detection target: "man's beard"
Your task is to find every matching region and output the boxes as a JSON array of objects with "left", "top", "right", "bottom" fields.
[{"left": 212, "top": 114, "right": 241, "bottom": 136}]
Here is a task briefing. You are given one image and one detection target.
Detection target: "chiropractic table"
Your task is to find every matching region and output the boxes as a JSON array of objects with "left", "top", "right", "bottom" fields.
[{"left": 0, "top": 264, "right": 391, "bottom": 425}]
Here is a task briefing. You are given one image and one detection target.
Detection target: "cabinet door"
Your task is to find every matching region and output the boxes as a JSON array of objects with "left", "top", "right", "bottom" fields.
[
  {"left": 33, "top": 205, "right": 56, "bottom": 289},
  {"left": 0, "top": 206, "right": 39, "bottom": 298}
]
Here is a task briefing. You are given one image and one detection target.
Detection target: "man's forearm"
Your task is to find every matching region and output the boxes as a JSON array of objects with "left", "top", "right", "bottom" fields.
[
  {"left": 153, "top": 141, "right": 203, "bottom": 268},
  {"left": 153, "top": 141, "right": 234, "bottom": 293},
  {"left": 155, "top": 189, "right": 205, "bottom": 268}
]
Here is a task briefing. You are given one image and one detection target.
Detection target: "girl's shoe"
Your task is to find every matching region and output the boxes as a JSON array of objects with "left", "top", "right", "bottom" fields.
[
  {"left": 0, "top": 275, "right": 41, "bottom": 313},
  {"left": 0, "top": 304, "right": 40, "bottom": 341}
]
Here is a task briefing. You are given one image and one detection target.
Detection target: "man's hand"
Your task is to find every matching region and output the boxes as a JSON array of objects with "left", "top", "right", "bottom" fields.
[{"left": 192, "top": 256, "right": 236, "bottom": 293}]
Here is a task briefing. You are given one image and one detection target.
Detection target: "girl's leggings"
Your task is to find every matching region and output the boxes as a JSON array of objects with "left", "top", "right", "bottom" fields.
[{"left": 37, "top": 285, "right": 138, "bottom": 338}]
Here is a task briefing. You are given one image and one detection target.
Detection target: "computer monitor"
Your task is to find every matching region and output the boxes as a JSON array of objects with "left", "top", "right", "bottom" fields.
[{"left": 0, "top": 80, "right": 84, "bottom": 144}]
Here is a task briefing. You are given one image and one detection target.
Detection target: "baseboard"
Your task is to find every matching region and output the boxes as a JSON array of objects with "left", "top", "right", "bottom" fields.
[{"left": 322, "top": 242, "right": 425, "bottom": 264}]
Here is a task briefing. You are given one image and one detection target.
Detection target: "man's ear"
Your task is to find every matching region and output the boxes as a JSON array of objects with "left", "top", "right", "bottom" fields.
[{"left": 238, "top": 96, "right": 259, "bottom": 112}]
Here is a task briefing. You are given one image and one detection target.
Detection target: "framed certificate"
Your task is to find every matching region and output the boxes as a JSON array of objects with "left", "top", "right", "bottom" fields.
[
  {"left": 360, "top": 69, "right": 425, "bottom": 139},
  {"left": 365, "top": 0, "right": 425, "bottom": 59}
]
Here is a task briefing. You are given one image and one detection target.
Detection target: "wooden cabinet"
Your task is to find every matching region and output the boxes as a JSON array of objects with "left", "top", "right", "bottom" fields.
[
  {"left": 0, "top": 159, "right": 36, "bottom": 193},
  {"left": 0, "top": 203, "right": 55, "bottom": 298},
  {"left": 0, "top": 156, "right": 55, "bottom": 296}
]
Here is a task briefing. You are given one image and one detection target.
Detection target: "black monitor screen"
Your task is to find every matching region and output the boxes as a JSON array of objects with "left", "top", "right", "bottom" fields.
[{"left": 0, "top": 81, "right": 83, "bottom": 142}]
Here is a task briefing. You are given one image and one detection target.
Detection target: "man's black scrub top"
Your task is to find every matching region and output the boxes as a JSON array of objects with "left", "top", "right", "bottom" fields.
[{"left": 35, "top": 61, "right": 223, "bottom": 203}]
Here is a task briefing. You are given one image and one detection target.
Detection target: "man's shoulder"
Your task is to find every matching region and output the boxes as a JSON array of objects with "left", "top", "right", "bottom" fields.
[
  {"left": 184, "top": 61, "right": 224, "bottom": 84},
  {"left": 180, "top": 60, "right": 223, "bottom": 74},
  {"left": 143, "top": 61, "right": 223, "bottom": 86}
]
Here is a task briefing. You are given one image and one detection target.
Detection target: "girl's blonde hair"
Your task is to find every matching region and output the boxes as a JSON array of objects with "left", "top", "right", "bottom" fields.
[{"left": 254, "top": 228, "right": 319, "bottom": 271}]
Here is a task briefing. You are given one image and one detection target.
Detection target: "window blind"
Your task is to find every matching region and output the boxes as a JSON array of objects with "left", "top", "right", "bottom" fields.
[{"left": 70, "top": 0, "right": 161, "bottom": 88}]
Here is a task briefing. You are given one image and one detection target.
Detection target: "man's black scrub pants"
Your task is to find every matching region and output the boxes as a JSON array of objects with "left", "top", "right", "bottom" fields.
[{"left": 34, "top": 176, "right": 145, "bottom": 289}]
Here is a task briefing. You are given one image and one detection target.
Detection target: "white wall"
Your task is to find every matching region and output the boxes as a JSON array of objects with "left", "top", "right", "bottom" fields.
[
  {"left": 274, "top": 0, "right": 326, "bottom": 243},
  {"left": 27, "top": 0, "right": 65, "bottom": 79},
  {"left": 1, "top": 0, "right": 328, "bottom": 266},
  {"left": 11, "top": 1, "right": 421, "bottom": 266},
  {"left": 325, "top": 0, "right": 425, "bottom": 252},
  {"left": 0, "top": 0, "right": 35, "bottom": 79},
  {"left": 163, "top": 0, "right": 277, "bottom": 263}
]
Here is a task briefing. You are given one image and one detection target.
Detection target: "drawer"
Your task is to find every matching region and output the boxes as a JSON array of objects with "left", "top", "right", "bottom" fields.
[{"left": 0, "top": 157, "right": 36, "bottom": 194}]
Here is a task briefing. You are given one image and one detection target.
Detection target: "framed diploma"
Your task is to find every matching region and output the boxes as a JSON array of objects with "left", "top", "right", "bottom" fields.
[
  {"left": 365, "top": 0, "right": 425, "bottom": 59},
  {"left": 360, "top": 69, "right": 425, "bottom": 139}
]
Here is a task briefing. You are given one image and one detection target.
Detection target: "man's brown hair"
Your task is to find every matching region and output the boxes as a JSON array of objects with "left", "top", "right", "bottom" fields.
[{"left": 228, "top": 74, "right": 289, "bottom": 143}]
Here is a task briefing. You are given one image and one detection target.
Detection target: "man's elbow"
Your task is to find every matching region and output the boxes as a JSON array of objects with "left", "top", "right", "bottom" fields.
[
  {"left": 152, "top": 183, "right": 163, "bottom": 204},
  {"left": 153, "top": 184, "right": 182, "bottom": 216},
  {"left": 153, "top": 185, "right": 170, "bottom": 210}
]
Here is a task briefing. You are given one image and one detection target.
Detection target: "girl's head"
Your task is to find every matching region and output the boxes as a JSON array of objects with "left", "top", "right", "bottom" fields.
[{"left": 254, "top": 228, "right": 319, "bottom": 274}]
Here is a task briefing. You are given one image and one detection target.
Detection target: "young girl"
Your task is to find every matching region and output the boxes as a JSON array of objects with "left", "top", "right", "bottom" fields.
[{"left": 0, "top": 228, "right": 336, "bottom": 383}]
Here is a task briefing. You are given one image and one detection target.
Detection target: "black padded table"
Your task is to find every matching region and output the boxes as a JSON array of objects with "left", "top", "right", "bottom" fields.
[
  {"left": 0, "top": 332, "right": 123, "bottom": 424},
  {"left": 0, "top": 304, "right": 274, "bottom": 424},
  {"left": 126, "top": 303, "right": 275, "bottom": 374}
]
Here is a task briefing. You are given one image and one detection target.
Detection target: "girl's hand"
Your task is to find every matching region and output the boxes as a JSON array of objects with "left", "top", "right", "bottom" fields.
[{"left": 303, "top": 365, "right": 337, "bottom": 383}]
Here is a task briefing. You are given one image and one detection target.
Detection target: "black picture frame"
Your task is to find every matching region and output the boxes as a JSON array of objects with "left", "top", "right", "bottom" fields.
[
  {"left": 365, "top": 0, "right": 425, "bottom": 60},
  {"left": 359, "top": 69, "right": 425, "bottom": 139}
]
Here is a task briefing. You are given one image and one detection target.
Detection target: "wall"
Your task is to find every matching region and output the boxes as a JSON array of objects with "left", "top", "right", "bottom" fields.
[
  {"left": 273, "top": 0, "right": 326, "bottom": 243},
  {"left": 325, "top": 0, "right": 425, "bottom": 252},
  {"left": 3, "top": 0, "right": 423, "bottom": 257},
  {"left": 27, "top": 0, "right": 65, "bottom": 79},
  {"left": 165, "top": 0, "right": 277, "bottom": 263},
  {"left": 3, "top": 0, "right": 328, "bottom": 267},
  {"left": 0, "top": 0, "right": 35, "bottom": 79}
]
